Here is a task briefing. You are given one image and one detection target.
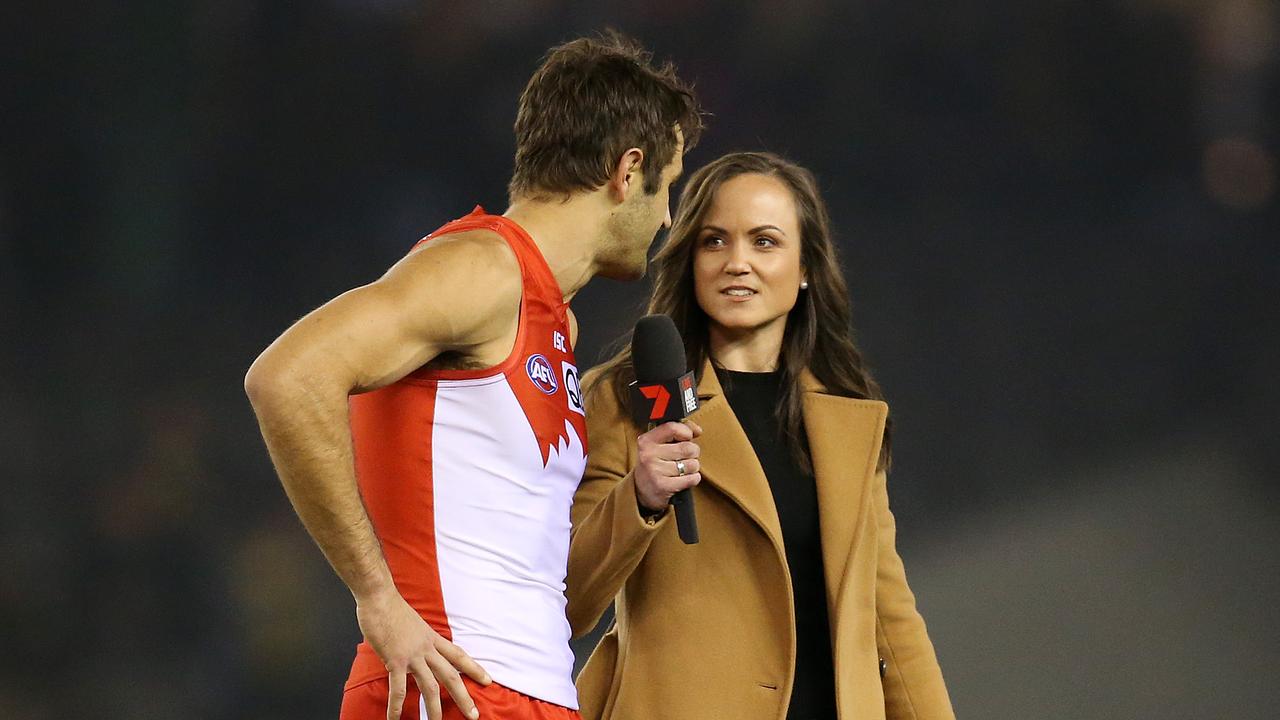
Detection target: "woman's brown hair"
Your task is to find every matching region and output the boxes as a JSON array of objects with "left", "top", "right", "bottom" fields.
[{"left": 586, "top": 151, "right": 891, "bottom": 473}]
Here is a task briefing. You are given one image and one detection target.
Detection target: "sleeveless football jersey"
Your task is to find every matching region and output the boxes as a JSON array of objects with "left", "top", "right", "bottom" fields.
[{"left": 344, "top": 207, "right": 588, "bottom": 709}]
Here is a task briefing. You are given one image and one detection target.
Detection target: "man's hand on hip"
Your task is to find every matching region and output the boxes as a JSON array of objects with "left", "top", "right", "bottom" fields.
[{"left": 356, "top": 589, "right": 492, "bottom": 720}]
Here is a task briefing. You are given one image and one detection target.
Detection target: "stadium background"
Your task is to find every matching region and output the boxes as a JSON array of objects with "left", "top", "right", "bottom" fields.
[{"left": 3, "top": 2, "right": 1277, "bottom": 718}]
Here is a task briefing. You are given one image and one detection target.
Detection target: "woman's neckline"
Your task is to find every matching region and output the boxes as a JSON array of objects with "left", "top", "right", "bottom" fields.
[{"left": 716, "top": 366, "right": 783, "bottom": 383}]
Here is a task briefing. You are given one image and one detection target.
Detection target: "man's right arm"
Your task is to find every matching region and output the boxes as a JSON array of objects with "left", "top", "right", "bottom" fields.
[{"left": 244, "top": 232, "right": 515, "bottom": 720}]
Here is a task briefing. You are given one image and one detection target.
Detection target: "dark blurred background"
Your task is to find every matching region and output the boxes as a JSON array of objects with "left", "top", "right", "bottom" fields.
[{"left": 3, "top": 1, "right": 1278, "bottom": 718}]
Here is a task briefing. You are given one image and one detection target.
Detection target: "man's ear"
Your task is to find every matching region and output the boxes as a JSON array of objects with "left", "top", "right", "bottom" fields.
[{"left": 607, "top": 148, "right": 645, "bottom": 203}]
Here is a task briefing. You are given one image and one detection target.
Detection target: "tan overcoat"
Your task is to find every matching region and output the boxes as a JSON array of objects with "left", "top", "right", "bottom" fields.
[{"left": 565, "top": 359, "right": 955, "bottom": 720}]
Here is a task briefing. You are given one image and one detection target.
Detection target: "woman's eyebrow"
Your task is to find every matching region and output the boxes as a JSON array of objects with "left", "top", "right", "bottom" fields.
[{"left": 698, "top": 224, "right": 787, "bottom": 235}]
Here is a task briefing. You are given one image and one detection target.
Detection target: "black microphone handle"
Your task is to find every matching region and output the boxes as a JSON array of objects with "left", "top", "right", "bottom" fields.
[
  {"left": 671, "top": 487, "right": 698, "bottom": 544},
  {"left": 646, "top": 419, "right": 700, "bottom": 545}
]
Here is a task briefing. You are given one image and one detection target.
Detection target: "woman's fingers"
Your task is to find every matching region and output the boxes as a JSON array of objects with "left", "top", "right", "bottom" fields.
[
  {"left": 668, "top": 457, "right": 701, "bottom": 477},
  {"left": 640, "top": 421, "right": 696, "bottom": 445},
  {"left": 654, "top": 441, "right": 700, "bottom": 461}
]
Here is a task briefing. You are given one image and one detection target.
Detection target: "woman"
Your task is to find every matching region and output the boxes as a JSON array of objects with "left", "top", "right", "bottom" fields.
[{"left": 565, "top": 152, "right": 954, "bottom": 720}]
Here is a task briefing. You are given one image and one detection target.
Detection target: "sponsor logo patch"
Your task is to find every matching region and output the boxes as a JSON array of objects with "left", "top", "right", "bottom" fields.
[
  {"left": 526, "top": 354, "right": 558, "bottom": 395},
  {"left": 563, "top": 362, "right": 584, "bottom": 416}
]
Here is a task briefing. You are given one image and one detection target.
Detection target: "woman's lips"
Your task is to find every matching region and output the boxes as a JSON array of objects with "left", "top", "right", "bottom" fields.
[{"left": 720, "top": 286, "right": 758, "bottom": 302}]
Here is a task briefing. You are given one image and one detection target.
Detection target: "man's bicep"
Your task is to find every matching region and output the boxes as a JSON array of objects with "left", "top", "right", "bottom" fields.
[{"left": 253, "top": 282, "right": 448, "bottom": 396}]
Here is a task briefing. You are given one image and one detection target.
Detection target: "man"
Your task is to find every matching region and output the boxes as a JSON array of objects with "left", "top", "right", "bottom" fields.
[{"left": 244, "top": 32, "right": 701, "bottom": 720}]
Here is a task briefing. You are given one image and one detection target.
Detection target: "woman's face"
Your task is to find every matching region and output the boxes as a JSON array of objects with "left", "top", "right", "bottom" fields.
[{"left": 693, "top": 173, "right": 805, "bottom": 342}]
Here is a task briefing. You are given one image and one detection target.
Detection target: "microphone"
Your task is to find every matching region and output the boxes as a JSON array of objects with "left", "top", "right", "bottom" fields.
[{"left": 630, "top": 314, "right": 699, "bottom": 544}]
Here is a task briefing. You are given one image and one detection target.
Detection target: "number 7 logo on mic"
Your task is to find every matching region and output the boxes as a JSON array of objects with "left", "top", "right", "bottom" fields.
[
  {"left": 629, "top": 371, "right": 698, "bottom": 427},
  {"left": 639, "top": 384, "right": 671, "bottom": 421}
]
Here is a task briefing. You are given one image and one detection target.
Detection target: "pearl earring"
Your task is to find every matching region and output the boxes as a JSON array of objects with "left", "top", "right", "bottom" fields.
[{"left": 800, "top": 281, "right": 809, "bottom": 290}]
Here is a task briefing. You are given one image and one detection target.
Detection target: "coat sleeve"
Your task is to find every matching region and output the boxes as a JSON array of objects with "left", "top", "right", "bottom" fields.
[
  {"left": 564, "top": 377, "right": 670, "bottom": 639},
  {"left": 874, "top": 469, "right": 956, "bottom": 720}
]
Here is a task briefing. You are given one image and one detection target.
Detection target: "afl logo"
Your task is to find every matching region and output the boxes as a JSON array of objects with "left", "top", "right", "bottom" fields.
[{"left": 525, "top": 354, "right": 559, "bottom": 395}]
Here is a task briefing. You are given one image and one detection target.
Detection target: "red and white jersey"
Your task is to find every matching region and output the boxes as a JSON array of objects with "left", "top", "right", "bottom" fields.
[{"left": 344, "top": 207, "right": 588, "bottom": 709}]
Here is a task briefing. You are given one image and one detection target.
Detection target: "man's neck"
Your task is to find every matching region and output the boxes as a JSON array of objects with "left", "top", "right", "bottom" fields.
[{"left": 503, "top": 195, "right": 607, "bottom": 302}]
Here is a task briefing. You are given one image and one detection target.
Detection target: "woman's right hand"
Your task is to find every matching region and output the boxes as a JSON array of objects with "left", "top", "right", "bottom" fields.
[{"left": 634, "top": 420, "right": 704, "bottom": 513}]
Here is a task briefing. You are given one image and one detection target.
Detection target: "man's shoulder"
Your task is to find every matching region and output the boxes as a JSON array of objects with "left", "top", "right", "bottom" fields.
[
  {"left": 374, "top": 227, "right": 523, "bottom": 348},
  {"left": 406, "top": 227, "right": 518, "bottom": 274},
  {"left": 392, "top": 228, "right": 520, "bottom": 300}
]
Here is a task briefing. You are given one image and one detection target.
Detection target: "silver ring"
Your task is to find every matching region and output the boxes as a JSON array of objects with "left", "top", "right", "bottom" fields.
[{"left": 676, "top": 460, "right": 687, "bottom": 476}]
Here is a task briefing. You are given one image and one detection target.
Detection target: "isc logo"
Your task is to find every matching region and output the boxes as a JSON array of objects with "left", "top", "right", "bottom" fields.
[{"left": 525, "top": 354, "right": 559, "bottom": 395}]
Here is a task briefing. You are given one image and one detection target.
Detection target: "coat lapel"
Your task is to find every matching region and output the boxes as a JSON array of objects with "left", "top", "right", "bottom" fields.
[
  {"left": 686, "top": 359, "right": 785, "bottom": 549},
  {"left": 801, "top": 370, "right": 888, "bottom": 614},
  {"left": 685, "top": 360, "right": 888, "bottom": 610}
]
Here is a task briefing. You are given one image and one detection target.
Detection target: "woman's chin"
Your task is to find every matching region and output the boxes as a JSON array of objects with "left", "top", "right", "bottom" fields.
[{"left": 708, "top": 315, "right": 769, "bottom": 336}]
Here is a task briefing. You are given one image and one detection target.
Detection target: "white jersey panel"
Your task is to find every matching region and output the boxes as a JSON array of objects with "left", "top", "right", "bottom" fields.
[{"left": 431, "top": 374, "right": 584, "bottom": 709}]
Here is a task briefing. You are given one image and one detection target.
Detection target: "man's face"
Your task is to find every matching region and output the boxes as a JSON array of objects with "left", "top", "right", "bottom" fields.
[{"left": 605, "top": 129, "right": 684, "bottom": 280}]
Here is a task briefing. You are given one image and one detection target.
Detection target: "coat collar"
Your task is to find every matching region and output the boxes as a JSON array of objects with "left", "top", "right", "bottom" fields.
[{"left": 688, "top": 357, "right": 888, "bottom": 611}]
